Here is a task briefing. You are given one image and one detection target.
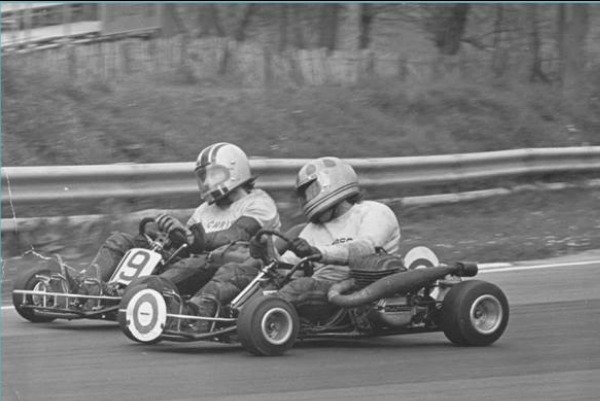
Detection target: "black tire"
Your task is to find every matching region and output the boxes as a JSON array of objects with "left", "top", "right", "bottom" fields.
[
  {"left": 118, "top": 284, "right": 166, "bottom": 344},
  {"left": 441, "top": 280, "right": 509, "bottom": 346},
  {"left": 237, "top": 296, "right": 299, "bottom": 356},
  {"left": 12, "top": 267, "right": 57, "bottom": 323}
]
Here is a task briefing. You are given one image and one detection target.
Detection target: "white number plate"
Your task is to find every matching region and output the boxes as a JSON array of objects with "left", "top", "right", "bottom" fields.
[{"left": 109, "top": 248, "right": 163, "bottom": 286}]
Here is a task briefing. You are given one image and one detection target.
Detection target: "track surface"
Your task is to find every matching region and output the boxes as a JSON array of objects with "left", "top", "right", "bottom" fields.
[{"left": 3, "top": 253, "right": 600, "bottom": 401}]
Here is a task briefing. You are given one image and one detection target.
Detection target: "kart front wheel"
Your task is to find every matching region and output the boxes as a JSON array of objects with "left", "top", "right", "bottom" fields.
[
  {"left": 441, "top": 280, "right": 509, "bottom": 346},
  {"left": 118, "top": 284, "right": 167, "bottom": 344},
  {"left": 237, "top": 296, "right": 299, "bottom": 356},
  {"left": 12, "top": 267, "right": 57, "bottom": 323}
]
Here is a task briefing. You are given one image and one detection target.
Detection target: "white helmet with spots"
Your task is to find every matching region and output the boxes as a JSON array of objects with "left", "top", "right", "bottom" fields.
[
  {"left": 295, "top": 157, "right": 360, "bottom": 222},
  {"left": 194, "top": 143, "right": 254, "bottom": 204}
]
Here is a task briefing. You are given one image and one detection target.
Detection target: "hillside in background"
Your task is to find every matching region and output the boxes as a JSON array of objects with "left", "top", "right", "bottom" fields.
[{"left": 3, "top": 67, "right": 600, "bottom": 167}]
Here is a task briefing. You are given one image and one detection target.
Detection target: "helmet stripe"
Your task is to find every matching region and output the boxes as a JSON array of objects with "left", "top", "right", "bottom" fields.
[
  {"left": 208, "top": 142, "right": 227, "bottom": 164},
  {"left": 303, "top": 183, "right": 359, "bottom": 216},
  {"left": 198, "top": 145, "right": 213, "bottom": 168},
  {"left": 198, "top": 142, "right": 228, "bottom": 168}
]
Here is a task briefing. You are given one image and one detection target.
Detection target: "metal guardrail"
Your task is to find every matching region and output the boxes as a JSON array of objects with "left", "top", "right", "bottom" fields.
[{"left": 3, "top": 147, "right": 600, "bottom": 207}]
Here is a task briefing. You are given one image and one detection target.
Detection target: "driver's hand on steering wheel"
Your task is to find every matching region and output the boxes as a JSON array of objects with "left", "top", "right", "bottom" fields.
[
  {"left": 289, "top": 237, "right": 322, "bottom": 260},
  {"left": 144, "top": 221, "right": 161, "bottom": 240},
  {"left": 249, "top": 235, "right": 268, "bottom": 260},
  {"left": 156, "top": 213, "right": 193, "bottom": 246}
]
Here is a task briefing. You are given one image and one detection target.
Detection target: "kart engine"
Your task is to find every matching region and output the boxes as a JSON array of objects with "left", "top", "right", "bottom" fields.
[
  {"left": 368, "top": 295, "right": 414, "bottom": 327},
  {"left": 349, "top": 258, "right": 416, "bottom": 328}
]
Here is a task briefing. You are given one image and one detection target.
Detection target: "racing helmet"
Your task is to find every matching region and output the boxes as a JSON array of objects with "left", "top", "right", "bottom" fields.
[
  {"left": 296, "top": 157, "right": 360, "bottom": 222},
  {"left": 194, "top": 142, "right": 254, "bottom": 204}
]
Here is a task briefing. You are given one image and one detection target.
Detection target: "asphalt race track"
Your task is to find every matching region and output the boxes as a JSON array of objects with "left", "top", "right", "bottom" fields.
[{"left": 3, "top": 253, "right": 599, "bottom": 401}]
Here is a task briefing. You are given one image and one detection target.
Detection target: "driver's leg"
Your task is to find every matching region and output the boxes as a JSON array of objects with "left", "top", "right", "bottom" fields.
[
  {"left": 159, "top": 255, "right": 218, "bottom": 296},
  {"left": 277, "top": 277, "right": 338, "bottom": 323},
  {"left": 186, "top": 260, "right": 261, "bottom": 332},
  {"left": 80, "top": 232, "right": 146, "bottom": 283}
]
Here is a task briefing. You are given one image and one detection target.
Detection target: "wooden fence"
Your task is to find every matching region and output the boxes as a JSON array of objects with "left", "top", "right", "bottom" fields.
[{"left": 3, "top": 36, "right": 493, "bottom": 86}]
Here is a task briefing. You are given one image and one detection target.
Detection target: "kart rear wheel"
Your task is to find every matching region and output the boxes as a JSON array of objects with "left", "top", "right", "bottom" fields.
[
  {"left": 118, "top": 284, "right": 166, "bottom": 344},
  {"left": 237, "top": 296, "right": 299, "bottom": 356},
  {"left": 441, "top": 280, "right": 509, "bottom": 346},
  {"left": 12, "top": 267, "right": 57, "bottom": 323}
]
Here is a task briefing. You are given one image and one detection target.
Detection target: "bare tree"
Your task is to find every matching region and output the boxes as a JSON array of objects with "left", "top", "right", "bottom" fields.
[
  {"left": 426, "top": 4, "right": 471, "bottom": 55},
  {"left": 278, "top": 5, "right": 289, "bottom": 52},
  {"left": 290, "top": 6, "right": 306, "bottom": 49},
  {"left": 359, "top": 4, "right": 375, "bottom": 49},
  {"left": 556, "top": 4, "right": 590, "bottom": 97},
  {"left": 318, "top": 4, "right": 341, "bottom": 51},
  {"left": 491, "top": 4, "right": 507, "bottom": 78},
  {"left": 232, "top": 4, "right": 258, "bottom": 42},
  {"left": 196, "top": 4, "right": 226, "bottom": 37},
  {"left": 527, "top": 5, "right": 550, "bottom": 83}
]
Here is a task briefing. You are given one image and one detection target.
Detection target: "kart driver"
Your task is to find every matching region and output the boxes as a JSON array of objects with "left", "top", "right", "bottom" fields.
[
  {"left": 260, "top": 156, "right": 477, "bottom": 324},
  {"left": 67, "top": 142, "right": 281, "bottom": 297}
]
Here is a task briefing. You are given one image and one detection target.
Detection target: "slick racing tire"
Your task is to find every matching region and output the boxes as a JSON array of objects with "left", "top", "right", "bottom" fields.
[
  {"left": 118, "top": 284, "right": 167, "bottom": 344},
  {"left": 441, "top": 280, "right": 509, "bottom": 346},
  {"left": 12, "top": 267, "right": 57, "bottom": 323},
  {"left": 237, "top": 296, "right": 299, "bottom": 356}
]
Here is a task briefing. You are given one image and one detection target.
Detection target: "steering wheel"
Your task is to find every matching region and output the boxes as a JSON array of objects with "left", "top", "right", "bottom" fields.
[
  {"left": 138, "top": 217, "right": 188, "bottom": 251},
  {"left": 253, "top": 229, "right": 320, "bottom": 281},
  {"left": 253, "top": 229, "right": 290, "bottom": 263}
]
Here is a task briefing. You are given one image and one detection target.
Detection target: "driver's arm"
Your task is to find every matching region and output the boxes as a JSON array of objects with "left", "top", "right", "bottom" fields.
[
  {"left": 316, "top": 203, "right": 401, "bottom": 265},
  {"left": 189, "top": 216, "right": 261, "bottom": 253},
  {"left": 274, "top": 223, "right": 307, "bottom": 254}
]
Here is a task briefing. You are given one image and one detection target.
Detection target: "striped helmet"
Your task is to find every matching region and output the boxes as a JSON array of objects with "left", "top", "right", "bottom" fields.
[
  {"left": 194, "top": 143, "right": 254, "bottom": 204},
  {"left": 296, "top": 157, "right": 359, "bottom": 222}
]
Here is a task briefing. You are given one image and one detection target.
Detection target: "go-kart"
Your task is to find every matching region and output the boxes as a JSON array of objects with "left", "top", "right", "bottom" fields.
[
  {"left": 11, "top": 218, "right": 192, "bottom": 323},
  {"left": 118, "top": 230, "right": 509, "bottom": 356}
]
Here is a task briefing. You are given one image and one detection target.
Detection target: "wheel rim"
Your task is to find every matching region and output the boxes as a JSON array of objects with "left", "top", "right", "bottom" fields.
[
  {"left": 469, "top": 294, "right": 503, "bottom": 335},
  {"left": 260, "top": 307, "right": 293, "bottom": 345},
  {"left": 31, "top": 281, "right": 57, "bottom": 306},
  {"left": 31, "top": 281, "right": 47, "bottom": 306},
  {"left": 124, "top": 289, "right": 167, "bottom": 342}
]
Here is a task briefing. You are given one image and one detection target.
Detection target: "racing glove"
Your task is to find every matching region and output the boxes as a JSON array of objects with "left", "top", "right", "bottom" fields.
[
  {"left": 249, "top": 235, "right": 268, "bottom": 261},
  {"left": 289, "top": 237, "right": 322, "bottom": 260},
  {"left": 156, "top": 213, "right": 194, "bottom": 248}
]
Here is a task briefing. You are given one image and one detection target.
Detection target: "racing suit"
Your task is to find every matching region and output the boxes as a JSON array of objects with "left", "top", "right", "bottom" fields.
[
  {"left": 275, "top": 200, "right": 401, "bottom": 323},
  {"left": 82, "top": 188, "right": 280, "bottom": 295}
]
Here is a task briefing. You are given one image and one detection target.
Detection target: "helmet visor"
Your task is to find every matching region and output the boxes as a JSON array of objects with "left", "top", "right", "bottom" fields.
[
  {"left": 195, "top": 165, "right": 230, "bottom": 199},
  {"left": 296, "top": 179, "right": 321, "bottom": 207}
]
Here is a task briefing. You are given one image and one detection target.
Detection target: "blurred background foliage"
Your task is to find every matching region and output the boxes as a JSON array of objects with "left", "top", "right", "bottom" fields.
[
  {"left": 2, "top": 4, "right": 600, "bottom": 263},
  {"left": 3, "top": 3, "right": 600, "bottom": 166}
]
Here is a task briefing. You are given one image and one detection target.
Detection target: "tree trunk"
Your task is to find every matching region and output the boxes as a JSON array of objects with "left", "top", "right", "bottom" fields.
[
  {"left": 233, "top": 4, "right": 258, "bottom": 42},
  {"left": 527, "top": 5, "right": 549, "bottom": 83},
  {"left": 557, "top": 4, "right": 590, "bottom": 97},
  {"left": 278, "top": 5, "right": 289, "bottom": 52},
  {"left": 359, "top": 4, "right": 374, "bottom": 50},
  {"left": 433, "top": 4, "right": 471, "bottom": 55},
  {"left": 164, "top": 5, "right": 188, "bottom": 36},
  {"left": 209, "top": 5, "right": 226, "bottom": 37},
  {"left": 290, "top": 6, "right": 306, "bottom": 49},
  {"left": 318, "top": 4, "right": 340, "bottom": 51},
  {"left": 491, "top": 4, "right": 507, "bottom": 78}
]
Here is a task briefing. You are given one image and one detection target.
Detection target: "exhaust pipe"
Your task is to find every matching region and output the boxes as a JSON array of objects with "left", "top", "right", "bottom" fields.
[{"left": 328, "top": 263, "right": 476, "bottom": 307}]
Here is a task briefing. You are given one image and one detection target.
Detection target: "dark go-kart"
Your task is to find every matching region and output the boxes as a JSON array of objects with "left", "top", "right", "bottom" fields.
[
  {"left": 11, "top": 218, "right": 192, "bottom": 323},
  {"left": 118, "top": 230, "right": 509, "bottom": 356}
]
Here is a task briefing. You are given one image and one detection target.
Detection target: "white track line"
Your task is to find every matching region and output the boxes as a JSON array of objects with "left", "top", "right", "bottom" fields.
[{"left": 479, "top": 259, "right": 599, "bottom": 274}]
